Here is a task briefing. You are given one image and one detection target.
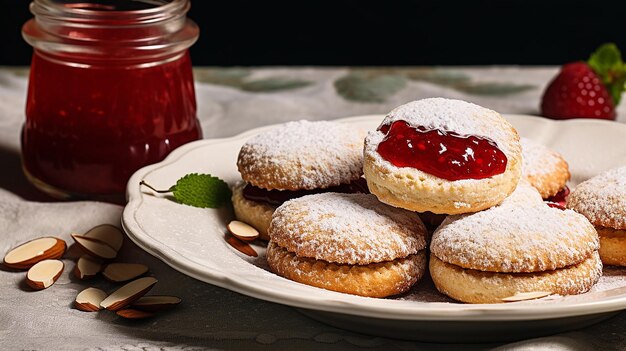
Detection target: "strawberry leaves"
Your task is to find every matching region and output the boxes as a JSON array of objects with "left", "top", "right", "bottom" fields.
[{"left": 588, "top": 43, "right": 626, "bottom": 105}]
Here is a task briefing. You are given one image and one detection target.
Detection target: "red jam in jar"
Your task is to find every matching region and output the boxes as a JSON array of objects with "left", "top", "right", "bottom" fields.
[
  {"left": 21, "top": 0, "right": 201, "bottom": 202},
  {"left": 377, "top": 120, "right": 507, "bottom": 181}
]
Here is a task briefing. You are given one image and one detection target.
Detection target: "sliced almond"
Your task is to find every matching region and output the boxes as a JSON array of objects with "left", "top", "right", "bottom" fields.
[
  {"left": 227, "top": 220, "right": 259, "bottom": 242},
  {"left": 102, "top": 263, "right": 148, "bottom": 283},
  {"left": 100, "top": 277, "right": 158, "bottom": 311},
  {"left": 75, "top": 287, "right": 107, "bottom": 312},
  {"left": 3, "top": 237, "right": 66, "bottom": 270},
  {"left": 502, "top": 291, "right": 552, "bottom": 302},
  {"left": 83, "top": 224, "right": 124, "bottom": 252},
  {"left": 26, "top": 259, "right": 64, "bottom": 290},
  {"left": 132, "top": 295, "right": 181, "bottom": 311},
  {"left": 226, "top": 235, "right": 258, "bottom": 257},
  {"left": 116, "top": 308, "right": 155, "bottom": 319},
  {"left": 74, "top": 255, "right": 103, "bottom": 280},
  {"left": 71, "top": 234, "right": 117, "bottom": 260}
]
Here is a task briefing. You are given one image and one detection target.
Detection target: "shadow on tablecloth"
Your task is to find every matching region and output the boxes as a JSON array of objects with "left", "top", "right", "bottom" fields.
[{"left": 0, "top": 144, "right": 54, "bottom": 202}]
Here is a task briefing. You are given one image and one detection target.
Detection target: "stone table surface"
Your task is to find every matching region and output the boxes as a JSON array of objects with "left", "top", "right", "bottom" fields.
[{"left": 1, "top": 66, "right": 625, "bottom": 350}]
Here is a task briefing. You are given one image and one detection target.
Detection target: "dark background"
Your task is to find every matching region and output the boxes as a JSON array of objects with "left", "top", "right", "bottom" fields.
[{"left": 2, "top": 0, "right": 626, "bottom": 66}]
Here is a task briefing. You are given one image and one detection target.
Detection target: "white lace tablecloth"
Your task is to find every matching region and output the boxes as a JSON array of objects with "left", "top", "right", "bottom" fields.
[{"left": 1, "top": 66, "right": 625, "bottom": 350}]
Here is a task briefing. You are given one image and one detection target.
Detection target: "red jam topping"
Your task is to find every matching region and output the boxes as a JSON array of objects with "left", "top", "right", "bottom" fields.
[
  {"left": 545, "top": 186, "right": 570, "bottom": 207},
  {"left": 243, "top": 178, "right": 369, "bottom": 206},
  {"left": 376, "top": 120, "right": 508, "bottom": 181}
]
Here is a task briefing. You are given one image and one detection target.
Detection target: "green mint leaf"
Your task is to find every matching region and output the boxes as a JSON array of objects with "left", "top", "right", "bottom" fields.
[
  {"left": 588, "top": 43, "right": 626, "bottom": 105},
  {"left": 171, "top": 173, "right": 231, "bottom": 208}
]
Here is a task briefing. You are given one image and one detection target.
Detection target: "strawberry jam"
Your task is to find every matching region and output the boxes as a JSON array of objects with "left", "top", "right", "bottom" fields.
[
  {"left": 21, "top": 0, "right": 200, "bottom": 202},
  {"left": 243, "top": 178, "right": 369, "bottom": 206},
  {"left": 376, "top": 120, "right": 507, "bottom": 181},
  {"left": 545, "top": 186, "right": 570, "bottom": 206},
  {"left": 546, "top": 202, "right": 566, "bottom": 210},
  {"left": 22, "top": 52, "right": 200, "bottom": 198}
]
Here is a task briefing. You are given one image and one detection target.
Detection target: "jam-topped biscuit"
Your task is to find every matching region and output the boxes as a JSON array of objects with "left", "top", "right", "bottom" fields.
[
  {"left": 267, "top": 193, "right": 428, "bottom": 297},
  {"left": 521, "top": 137, "right": 571, "bottom": 201},
  {"left": 364, "top": 98, "right": 522, "bottom": 214},
  {"left": 429, "top": 186, "right": 601, "bottom": 304},
  {"left": 233, "top": 120, "right": 367, "bottom": 239},
  {"left": 567, "top": 166, "right": 626, "bottom": 266}
]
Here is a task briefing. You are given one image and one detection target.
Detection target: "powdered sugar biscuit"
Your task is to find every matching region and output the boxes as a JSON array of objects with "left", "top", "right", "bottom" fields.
[
  {"left": 521, "top": 138, "right": 570, "bottom": 199},
  {"left": 364, "top": 98, "right": 522, "bottom": 214},
  {"left": 269, "top": 193, "right": 427, "bottom": 265},
  {"left": 567, "top": 166, "right": 626, "bottom": 230},
  {"left": 267, "top": 193, "right": 428, "bottom": 297},
  {"left": 431, "top": 204, "right": 598, "bottom": 273},
  {"left": 430, "top": 190, "right": 601, "bottom": 303},
  {"left": 237, "top": 120, "right": 365, "bottom": 191},
  {"left": 567, "top": 167, "right": 626, "bottom": 266}
]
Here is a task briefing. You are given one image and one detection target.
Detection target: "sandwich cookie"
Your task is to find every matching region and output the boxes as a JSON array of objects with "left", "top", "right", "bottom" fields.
[
  {"left": 567, "top": 166, "right": 626, "bottom": 266},
  {"left": 267, "top": 193, "right": 428, "bottom": 297},
  {"left": 430, "top": 185, "right": 601, "bottom": 303}
]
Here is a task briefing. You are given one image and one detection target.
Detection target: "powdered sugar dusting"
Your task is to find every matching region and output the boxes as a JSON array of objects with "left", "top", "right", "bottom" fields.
[
  {"left": 237, "top": 120, "right": 365, "bottom": 190},
  {"left": 431, "top": 204, "right": 599, "bottom": 272},
  {"left": 269, "top": 193, "right": 427, "bottom": 265},
  {"left": 521, "top": 137, "right": 562, "bottom": 177},
  {"left": 590, "top": 266, "right": 626, "bottom": 292},
  {"left": 567, "top": 166, "right": 626, "bottom": 229},
  {"left": 499, "top": 180, "right": 544, "bottom": 207}
]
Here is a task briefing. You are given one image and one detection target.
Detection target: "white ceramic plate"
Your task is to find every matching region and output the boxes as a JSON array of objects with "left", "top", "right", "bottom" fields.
[{"left": 122, "top": 115, "right": 626, "bottom": 342}]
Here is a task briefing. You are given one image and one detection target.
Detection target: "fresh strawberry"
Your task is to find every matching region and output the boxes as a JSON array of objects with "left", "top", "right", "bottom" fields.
[
  {"left": 541, "top": 43, "right": 626, "bottom": 120},
  {"left": 541, "top": 62, "right": 615, "bottom": 119}
]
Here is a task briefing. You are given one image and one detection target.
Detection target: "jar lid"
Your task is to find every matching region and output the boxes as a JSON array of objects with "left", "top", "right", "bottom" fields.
[{"left": 22, "top": 0, "right": 198, "bottom": 64}]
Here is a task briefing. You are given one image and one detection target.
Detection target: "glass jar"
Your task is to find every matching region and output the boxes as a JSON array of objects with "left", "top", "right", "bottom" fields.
[{"left": 21, "top": 0, "right": 202, "bottom": 202}]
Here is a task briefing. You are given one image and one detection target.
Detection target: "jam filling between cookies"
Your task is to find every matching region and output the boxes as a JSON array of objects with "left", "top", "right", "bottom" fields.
[
  {"left": 242, "top": 178, "right": 369, "bottom": 206},
  {"left": 545, "top": 185, "right": 570, "bottom": 206},
  {"left": 377, "top": 120, "right": 508, "bottom": 181},
  {"left": 546, "top": 202, "right": 566, "bottom": 210}
]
